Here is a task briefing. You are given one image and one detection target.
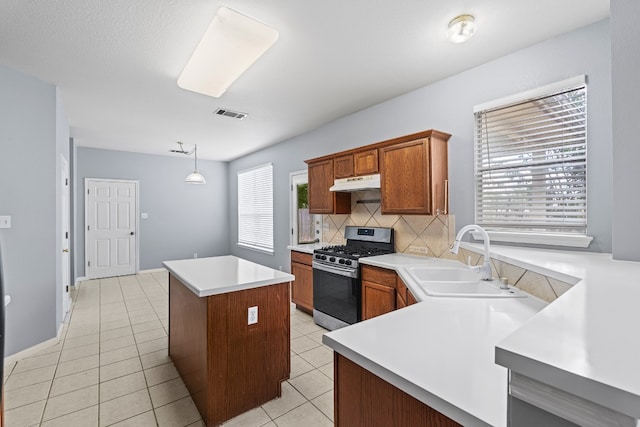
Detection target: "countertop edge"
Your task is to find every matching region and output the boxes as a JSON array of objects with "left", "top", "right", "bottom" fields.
[
  {"left": 323, "top": 333, "right": 492, "bottom": 427},
  {"left": 495, "top": 346, "right": 640, "bottom": 419},
  {"left": 163, "top": 258, "right": 294, "bottom": 298}
]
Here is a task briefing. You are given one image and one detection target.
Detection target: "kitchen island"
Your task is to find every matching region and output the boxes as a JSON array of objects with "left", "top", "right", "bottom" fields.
[{"left": 163, "top": 256, "right": 294, "bottom": 427}]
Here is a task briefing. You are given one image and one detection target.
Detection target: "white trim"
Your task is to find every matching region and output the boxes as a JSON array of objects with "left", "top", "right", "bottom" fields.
[
  {"left": 138, "top": 268, "right": 167, "bottom": 274},
  {"left": 236, "top": 242, "right": 274, "bottom": 255},
  {"left": 472, "top": 231, "right": 593, "bottom": 248},
  {"left": 4, "top": 325, "right": 65, "bottom": 366},
  {"left": 74, "top": 276, "right": 86, "bottom": 286},
  {"left": 473, "top": 75, "right": 586, "bottom": 113},
  {"left": 84, "top": 178, "right": 140, "bottom": 279}
]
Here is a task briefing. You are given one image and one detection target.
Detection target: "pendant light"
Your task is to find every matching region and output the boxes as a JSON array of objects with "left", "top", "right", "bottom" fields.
[{"left": 185, "top": 144, "right": 206, "bottom": 184}]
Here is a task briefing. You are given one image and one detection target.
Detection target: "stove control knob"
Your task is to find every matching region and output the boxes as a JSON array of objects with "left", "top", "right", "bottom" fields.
[
  {"left": 321, "top": 255, "right": 327, "bottom": 260},
  {"left": 338, "top": 259, "right": 345, "bottom": 264},
  {"left": 315, "top": 254, "right": 321, "bottom": 260},
  {"left": 329, "top": 257, "right": 336, "bottom": 262},
  {"left": 345, "top": 260, "right": 352, "bottom": 266}
]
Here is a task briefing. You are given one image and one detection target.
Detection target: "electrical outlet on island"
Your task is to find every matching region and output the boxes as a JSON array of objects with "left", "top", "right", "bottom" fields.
[{"left": 248, "top": 306, "right": 258, "bottom": 325}]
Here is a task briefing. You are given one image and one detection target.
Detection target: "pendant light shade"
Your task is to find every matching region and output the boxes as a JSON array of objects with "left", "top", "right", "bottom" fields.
[{"left": 185, "top": 144, "right": 206, "bottom": 184}]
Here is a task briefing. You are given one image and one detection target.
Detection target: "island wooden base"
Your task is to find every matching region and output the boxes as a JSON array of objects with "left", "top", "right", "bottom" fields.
[
  {"left": 169, "top": 274, "right": 290, "bottom": 426},
  {"left": 334, "top": 353, "right": 462, "bottom": 426}
]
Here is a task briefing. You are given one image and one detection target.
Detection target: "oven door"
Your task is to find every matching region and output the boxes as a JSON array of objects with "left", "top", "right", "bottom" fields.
[{"left": 312, "top": 261, "right": 361, "bottom": 327}]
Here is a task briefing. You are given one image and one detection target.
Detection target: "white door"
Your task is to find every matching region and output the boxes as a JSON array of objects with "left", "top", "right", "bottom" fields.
[
  {"left": 86, "top": 179, "right": 138, "bottom": 279},
  {"left": 61, "top": 155, "right": 71, "bottom": 319}
]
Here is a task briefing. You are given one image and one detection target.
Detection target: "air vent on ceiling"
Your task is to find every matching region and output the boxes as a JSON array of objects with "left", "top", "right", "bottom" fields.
[{"left": 214, "top": 108, "right": 247, "bottom": 120}]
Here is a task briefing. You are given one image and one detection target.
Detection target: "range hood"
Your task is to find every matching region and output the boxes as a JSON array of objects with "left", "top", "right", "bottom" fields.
[{"left": 330, "top": 174, "right": 381, "bottom": 192}]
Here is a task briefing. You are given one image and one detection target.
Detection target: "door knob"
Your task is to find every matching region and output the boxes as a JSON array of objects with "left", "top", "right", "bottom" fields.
[
  {"left": 63, "top": 249, "right": 69, "bottom": 253},
  {"left": 130, "top": 232, "right": 135, "bottom": 236}
]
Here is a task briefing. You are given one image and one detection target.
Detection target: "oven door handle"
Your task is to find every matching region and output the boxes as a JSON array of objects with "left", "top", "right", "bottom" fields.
[{"left": 312, "top": 261, "right": 359, "bottom": 279}]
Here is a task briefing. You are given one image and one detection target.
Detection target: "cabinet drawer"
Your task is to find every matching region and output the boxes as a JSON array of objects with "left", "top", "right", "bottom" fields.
[
  {"left": 291, "top": 250, "right": 312, "bottom": 265},
  {"left": 362, "top": 265, "right": 396, "bottom": 288}
]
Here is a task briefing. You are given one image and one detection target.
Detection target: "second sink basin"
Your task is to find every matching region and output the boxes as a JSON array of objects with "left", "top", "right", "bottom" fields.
[{"left": 406, "top": 266, "right": 480, "bottom": 283}]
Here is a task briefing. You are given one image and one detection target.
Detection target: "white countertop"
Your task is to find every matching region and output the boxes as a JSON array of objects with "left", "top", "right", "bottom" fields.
[
  {"left": 287, "top": 243, "right": 326, "bottom": 254},
  {"left": 163, "top": 255, "right": 295, "bottom": 297},
  {"left": 329, "top": 247, "right": 640, "bottom": 423},
  {"left": 324, "top": 253, "right": 547, "bottom": 427},
  {"left": 460, "top": 243, "right": 640, "bottom": 419}
]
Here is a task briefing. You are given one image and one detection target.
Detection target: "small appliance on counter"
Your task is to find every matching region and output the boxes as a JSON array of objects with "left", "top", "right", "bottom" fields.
[{"left": 312, "top": 226, "right": 394, "bottom": 330}]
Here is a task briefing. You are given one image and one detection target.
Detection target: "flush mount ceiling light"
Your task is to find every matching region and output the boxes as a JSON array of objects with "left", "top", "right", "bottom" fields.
[
  {"left": 177, "top": 7, "right": 279, "bottom": 98},
  {"left": 447, "top": 14, "right": 476, "bottom": 43}
]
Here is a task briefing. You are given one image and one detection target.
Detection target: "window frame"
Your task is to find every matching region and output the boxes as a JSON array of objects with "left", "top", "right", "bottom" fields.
[
  {"left": 237, "top": 163, "right": 274, "bottom": 254},
  {"left": 472, "top": 75, "right": 593, "bottom": 248}
]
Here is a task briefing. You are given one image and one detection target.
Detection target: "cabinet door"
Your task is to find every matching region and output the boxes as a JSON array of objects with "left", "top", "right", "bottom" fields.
[
  {"left": 362, "top": 280, "right": 395, "bottom": 320},
  {"left": 354, "top": 150, "right": 378, "bottom": 175},
  {"left": 380, "top": 138, "right": 431, "bottom": 214},
  {"left": 308, "top": 159, "right": 351, "bottom": 214},
  {"left": 291, "top": 261, "right": 313, "bottom": 313},
  {"left": 334, "top": 155, "right": 354, "bottom": 179},
  {"left": 308, "top": 159, "right": 334, "bottom": 214}
]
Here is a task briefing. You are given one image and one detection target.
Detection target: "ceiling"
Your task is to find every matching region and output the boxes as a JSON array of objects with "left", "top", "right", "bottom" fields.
[{"left": 0, "top": 1, "right": 609, "bottom": 161}]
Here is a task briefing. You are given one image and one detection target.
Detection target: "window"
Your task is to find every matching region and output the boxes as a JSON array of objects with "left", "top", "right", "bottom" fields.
[
  {"left": 474, "top": 76, "right": 592, "bottom": 247},
  {"left": 238, "top": 163, "right": 273, "bottom": 253}
]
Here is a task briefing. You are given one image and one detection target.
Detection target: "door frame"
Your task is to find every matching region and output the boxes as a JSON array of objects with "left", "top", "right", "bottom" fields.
[
  {"left": 289, "top": 170, "right": 321, "bottom": 245},
  {"left": 84, "top": 178, "right": 140, "bottom": 279},
  {"left": 60, "top": 154, "right": 71, "bottom": 320}
]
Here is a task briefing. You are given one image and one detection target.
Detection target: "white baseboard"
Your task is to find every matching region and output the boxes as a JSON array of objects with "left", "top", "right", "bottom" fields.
[
  {"left": 138, "top": 268, "right": 167, "bottom": 274},
  {"left": 4, "top": 324, "right": 65, "bottom": 367},
  {"left": 74, "top": 276, "right": 86, "bottom": 286}
]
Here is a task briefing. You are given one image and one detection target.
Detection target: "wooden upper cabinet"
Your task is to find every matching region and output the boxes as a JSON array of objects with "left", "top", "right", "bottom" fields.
[
  {"left": 334, "top": 155, "right": 354, "bottom": 179},
  {"left": 307, "top": 159, "right": 351, "bottom": 214},
  {"left": 354, "top": 149, "right": 378, "bottom": 175},
  {"left": 306, "top": 130, "right": 449, "bottom": 215},
  {"left": 380, "top": 133, "right": 449, "bottom": 215}
]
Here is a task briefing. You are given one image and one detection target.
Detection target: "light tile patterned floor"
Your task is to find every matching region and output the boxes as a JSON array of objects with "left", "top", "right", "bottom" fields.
[{"left": 3, "top": 272, "right": 334, "bottom": 426}]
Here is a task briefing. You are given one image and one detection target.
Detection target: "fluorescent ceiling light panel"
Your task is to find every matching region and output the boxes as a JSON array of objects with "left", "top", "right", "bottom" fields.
[{"left": 178, "top": 7, "right": 279, "bottom": 98}]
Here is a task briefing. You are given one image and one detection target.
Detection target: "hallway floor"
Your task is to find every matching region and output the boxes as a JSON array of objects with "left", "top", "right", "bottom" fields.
[{"left": 3, "top": 271, "right": 334, "bottom": 426}]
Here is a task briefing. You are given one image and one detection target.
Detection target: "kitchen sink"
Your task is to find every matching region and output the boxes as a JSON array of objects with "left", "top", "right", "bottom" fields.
[
  {"left": 418, "top": 279, "right": 526, "bottom": 298},
  {"left": 406, "top": 266, "right": 481, "bottom": 283}
]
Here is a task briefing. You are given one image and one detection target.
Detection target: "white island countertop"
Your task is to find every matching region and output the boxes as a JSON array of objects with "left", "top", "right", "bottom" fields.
[
  {"left": 163, "top": 255, "right": 295, "bottom": 297},
  {"left": 324, "top": 253, "right": 547, "bottom": 427}
]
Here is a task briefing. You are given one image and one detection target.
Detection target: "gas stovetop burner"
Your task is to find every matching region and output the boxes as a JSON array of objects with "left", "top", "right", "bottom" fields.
[{"left": 313, "top": 227, "right": 395, "bottom": 269}]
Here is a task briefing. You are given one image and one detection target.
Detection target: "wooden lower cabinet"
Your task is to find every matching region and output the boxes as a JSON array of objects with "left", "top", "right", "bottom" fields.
[
  {"left": 169, "top": 274, "right": 290, "bottom": 426},
  {"left": 362, "top": 280, "right": 395, "bottom": 320},
  {"left": 290, "top": 251, "right": 313, "bottom": 313},
  {"left": 361, "top": 265, "right": 397, "bottom": 320},
  {"left": 334, "top": 353, "right": 462, "bottom": 426}
]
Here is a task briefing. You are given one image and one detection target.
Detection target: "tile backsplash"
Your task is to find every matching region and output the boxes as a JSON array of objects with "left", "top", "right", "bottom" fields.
[
  {"left": 322, "top": 191, "right": 457, "bottom": 259},
  {"left": 321, "top": 190, "right": 574, "bottom": 303}
]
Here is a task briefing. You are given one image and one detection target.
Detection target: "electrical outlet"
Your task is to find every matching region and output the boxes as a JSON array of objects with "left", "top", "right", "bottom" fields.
[
  {"left": 193, "top": 253, "right": 198, "bottom": 259},
  {"left": 248, "top": 306, "right": 258, "bottom": 325},
  {"left": 0, "top": 216, "right": 11, "bottom": 229},
  {"left": 409, "top": 245, "right": 428, "bottom": 254}
]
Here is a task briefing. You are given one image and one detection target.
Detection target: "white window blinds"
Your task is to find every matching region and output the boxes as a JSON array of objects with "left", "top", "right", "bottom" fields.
[
  {"left": 474, "top": 79, "right": 587, "bottom": 235},
  {"left": 238, "top": 163, "right": 274, "bottom": 253}
]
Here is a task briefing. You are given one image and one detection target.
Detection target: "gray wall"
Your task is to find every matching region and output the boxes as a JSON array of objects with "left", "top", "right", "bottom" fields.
[
  {"left": 0, "top": 64, "right": 59, "bottom": 355},
  {"left": 611, "top": 0, "right": 640, "bottom": 261},
  {"left": 75, "top": 148, "right": 230, "bottom": 277},
  {"left": 228, "top": 20, "right": 613, "bottom": 271}
]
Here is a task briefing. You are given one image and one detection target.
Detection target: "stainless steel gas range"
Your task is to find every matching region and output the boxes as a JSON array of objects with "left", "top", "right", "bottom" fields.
[{"left": 312, "top": 226, "right": 394, "bottom": 331}]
